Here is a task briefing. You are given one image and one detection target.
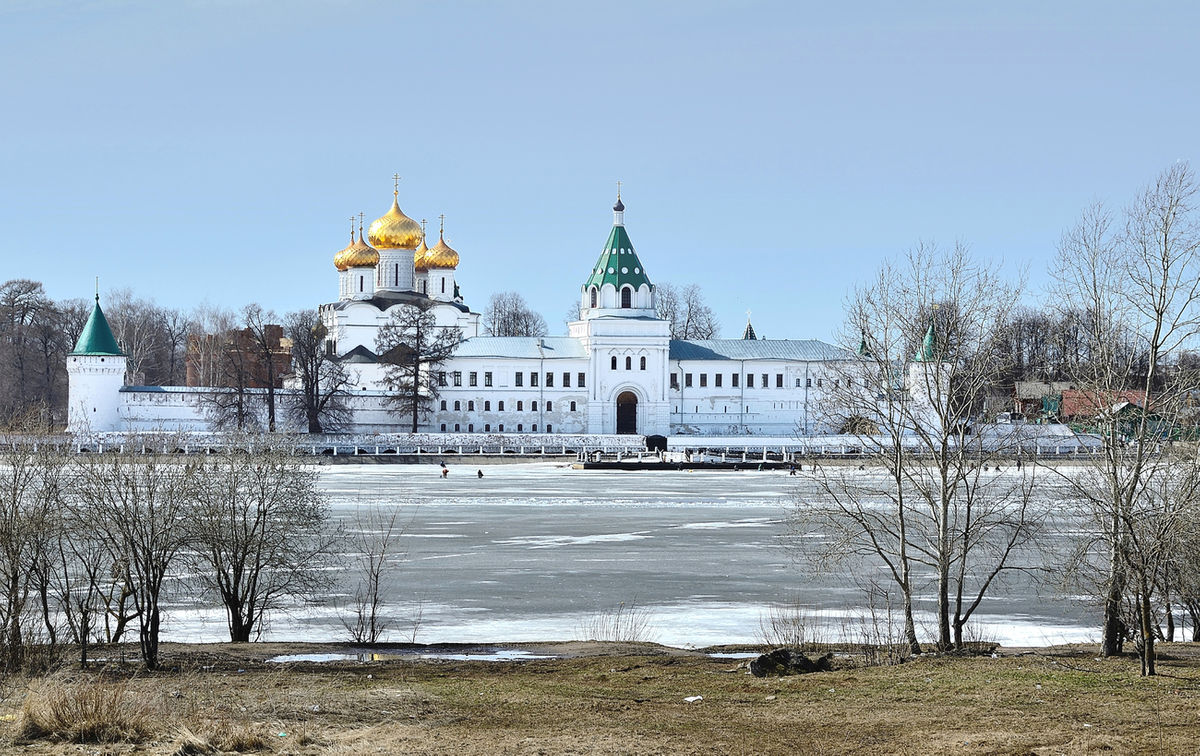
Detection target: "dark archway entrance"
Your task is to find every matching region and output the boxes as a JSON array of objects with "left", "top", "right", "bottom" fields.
[{"left": 616, "top": 391, "right": 638, "bottom": 435}]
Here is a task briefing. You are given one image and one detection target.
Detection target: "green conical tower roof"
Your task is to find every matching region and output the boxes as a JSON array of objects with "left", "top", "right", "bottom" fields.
[
  {"left": 913, "top": 320, "right": 937, "bottom": 362},
  {"left": 583, "top": 196, "right": 653, "bottom": 293},
  {"left": 857, "top": 331, "right": 872, "bottom": 358},
  {"left": 71, "top": 296, "right": 123, "bottom": 356}
]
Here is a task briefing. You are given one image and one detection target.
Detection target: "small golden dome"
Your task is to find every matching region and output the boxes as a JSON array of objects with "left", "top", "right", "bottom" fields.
[
  {"left": 339, "top": 231, "right": 379, "bottom": 269},
  {"left": 333, "top": 231, "right": 356, "bottom": 271},
  {"left": 413, "top": 237, "right": 430, "bottom": 272},
  {"left": 368, "top": 193, "right": 423, "bottom": 249},
  {"left": 423, "top": 233, "right": 460, "bottom": 269}
]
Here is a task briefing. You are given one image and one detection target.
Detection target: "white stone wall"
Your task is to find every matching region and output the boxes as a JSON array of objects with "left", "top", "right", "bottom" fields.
[
  {"left": 429, "top": 358, "right": 591, "bottom": 434},
  {"left": 66, "top": 354, "right": 127, "bottom": 433}
]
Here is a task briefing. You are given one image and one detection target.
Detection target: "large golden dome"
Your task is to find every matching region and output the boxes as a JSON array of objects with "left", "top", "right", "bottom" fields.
[
  {"left": 413, "top": 237, "right": 430, "bottom": 272},
  {"left": 337, "top": 231, "right": 380, "bottom": 269},
  {"left": 423, "top": 233, "right": 460, "bottom": 269},
  {"left": 368, "top": 193, "right": 423, "bottom": 250}
]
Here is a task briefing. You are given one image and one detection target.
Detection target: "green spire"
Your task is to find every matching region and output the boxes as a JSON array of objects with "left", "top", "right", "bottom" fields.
[
  {"left": 71, "top": 295, "right": 123, "bottom": 356},
  {"left": 583, "top": 197, "right": 652, "bottom": 294},
  {"left": 913, "top": 320, "right": 937, "bottom": 362},
  {"left": 857, "top": 331, "right": 871, "bottom": 358}
]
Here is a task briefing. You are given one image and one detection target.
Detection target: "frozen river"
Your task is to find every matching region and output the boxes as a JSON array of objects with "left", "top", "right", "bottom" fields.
[{"left": 164, "top": 462, "right": 1097, "bottom": 648}]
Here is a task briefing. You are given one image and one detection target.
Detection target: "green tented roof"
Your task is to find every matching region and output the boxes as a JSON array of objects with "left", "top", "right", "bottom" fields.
[
  {"left": 583, "top": 223, "right": 652, "bottom": 292},
  {"left": 71, "top": 298, "right": 123, "bottom": 356},
  {"left": 913, "top": 321, "right": 937, "bottom": 362}
]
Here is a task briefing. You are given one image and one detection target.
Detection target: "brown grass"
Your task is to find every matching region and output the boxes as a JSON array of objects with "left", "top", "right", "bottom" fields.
[
  {"left": 1, "top": 641, "right": 1199, "bottom": 754},
  {"left": 18, "top": 675, "right": 158, "bottom": 743}
]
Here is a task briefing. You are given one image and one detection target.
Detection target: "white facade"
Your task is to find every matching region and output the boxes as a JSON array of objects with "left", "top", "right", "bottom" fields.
[{"left": 68, "top": 193, "right": 945, "bottom": 437}]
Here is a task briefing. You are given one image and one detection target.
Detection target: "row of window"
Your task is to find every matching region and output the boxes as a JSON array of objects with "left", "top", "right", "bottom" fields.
[
  {"left": 671, "top": 373, "right": 848, "bottom": 390},
  {"left": 610, "top": 355, "right": 647, "bottom": 371},
  {"left": 439, "top": 399, "right": 578, "bottom": 413},
  {"left": 440, "top": 423, "right": 554, "bottom": 433},
  {"left": 439, "top": 371, "right": 587, "bottom": 389}
]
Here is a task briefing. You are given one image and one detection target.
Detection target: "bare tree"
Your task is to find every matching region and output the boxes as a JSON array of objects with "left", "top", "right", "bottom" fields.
[
  {"left": 0, "top": 412, "right": 65, "bottom": 667},
  {"left": 482, "top": 292, "right": 548, "bottom": 337},
  {"left": 655, "top": 282, "right": 720, "bottom": 339},
  {"left": 376, "top": 305, "right": 461, "bottom": 432},
  {"left": 792, "top": 243, "right": 1039, "bottom": 652},
  {"left": 73, "top": 437, "right": 194, "bottom": 669},
  {"left": 342, "top": 505, "right": 408, "bottom": 644},
  {"left": 1051, "top": 163, "right": 1200, "bottom": 673},
  {"left": 242, "top": 305, "right": 285, "bottom": 432},
  {"left": 188, "top": 438, "right": 333, "bottom": 642},
  {"left": 285, "top": 309, "right": 353, "bottom": 434}
]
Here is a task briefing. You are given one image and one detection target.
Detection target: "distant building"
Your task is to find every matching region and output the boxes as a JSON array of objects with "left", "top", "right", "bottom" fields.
[{"left": 67, "top": 186, "right": 945, "bottom": 436}]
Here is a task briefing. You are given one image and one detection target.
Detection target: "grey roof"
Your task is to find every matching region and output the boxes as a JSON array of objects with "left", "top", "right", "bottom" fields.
[
  {"left": 452, "top": 336, "right": 588, "bottom": 360},
  {"left": 328, "top": 290, "right": 471, "bottom": 314},
  {"left": 339, "top": 345, "right": 379, "bottom": 364},
  {"left": 669, "top": 339, "right": 854, "bottom": 362}
]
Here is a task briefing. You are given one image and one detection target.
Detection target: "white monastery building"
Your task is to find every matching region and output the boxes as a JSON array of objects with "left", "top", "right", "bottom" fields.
[{"left": 68, "top": 186, "right": 936, "bottom": 437}]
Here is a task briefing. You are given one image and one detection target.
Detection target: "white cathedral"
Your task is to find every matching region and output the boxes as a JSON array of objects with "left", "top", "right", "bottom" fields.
[{"left": 67, "top": 186, "right": 909, "bottom": 438}]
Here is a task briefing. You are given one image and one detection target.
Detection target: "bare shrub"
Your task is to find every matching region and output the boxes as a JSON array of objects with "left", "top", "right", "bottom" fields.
[
  {"left": 19, "top": 676, "right": 158, "bottom": 743},
  {"left": 577, "top": 600, "right": 657, "bottom": 643},
  {"left": 840, "top": 583, "right": 913, "bottom": 667},
  {"left": 758, "top": 598, "right": 825, "bottom": 650}
]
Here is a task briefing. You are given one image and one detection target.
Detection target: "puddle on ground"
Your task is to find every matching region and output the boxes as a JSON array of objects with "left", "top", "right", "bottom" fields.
[
  {"left": 707, "top": 652, "right": 760, "bottom": 659},
  {"left": 267, "top": 649, "right": 556, "bottom": 664}
]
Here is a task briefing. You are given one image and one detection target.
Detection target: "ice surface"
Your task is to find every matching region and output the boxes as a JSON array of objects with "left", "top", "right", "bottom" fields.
[{"left": 157, "top": 463, "right": 1098, "bottom": 648}]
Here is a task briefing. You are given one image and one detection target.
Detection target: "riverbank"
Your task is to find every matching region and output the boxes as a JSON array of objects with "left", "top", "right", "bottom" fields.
[{"left": 3, "top": 640, "right": 1198, "bottom": 754}]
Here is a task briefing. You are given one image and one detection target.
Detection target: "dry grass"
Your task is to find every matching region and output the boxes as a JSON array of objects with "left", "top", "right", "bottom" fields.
[
  {"left": 18, "top": 674, "right": 158, "bottom": 743},
  {"left": 1, "top": 641, "right": 1199, "bottom": 754}
]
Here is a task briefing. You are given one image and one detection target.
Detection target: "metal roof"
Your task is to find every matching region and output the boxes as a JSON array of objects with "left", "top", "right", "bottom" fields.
[
  {"left": 452, "top": 336, "right": 589, "bottom": 360},
  {"left": 71, "top": 298, "right": 123, "bottom": 356},
  {"left": 669, "top": 339, "right": 854, "bottom": 362}
]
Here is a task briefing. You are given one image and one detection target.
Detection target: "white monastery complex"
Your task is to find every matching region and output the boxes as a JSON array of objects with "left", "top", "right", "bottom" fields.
[{"left": 67, "top": 185, "right": 941, "bottom": 438}]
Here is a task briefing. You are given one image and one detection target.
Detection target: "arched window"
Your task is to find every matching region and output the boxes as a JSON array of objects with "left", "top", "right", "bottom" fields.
[
  {"left": 625, "top": 356, "right": 632, "bottom": 370},
  {"left": 454, "top": 401, "right": 461, "bottom": 411},
  {"left": 517, "top": 424, "right": 523, "bottom": 431},
  {"left": 531, "top": 401, "right": 538, "bottom": 411},
  {"left": 590, "top": 287, "right": 598, "bottom": 308},
  {"left": 499, "top": 424, "right": 504, "bottom": 431},
  {"left": 546, "top": 424, "right": 552, "bottom": 433},
  {"left": 394, "top": 263, "right": 399, "bottom": 283},
  {"left": 468, "top": 424, "right": 474, "bottom": 432},
  {"left": 440, "top": 400, "right": 447, "bottom": 410},
  {"left": 454, "top": 423, "right": 460, "bottom": 431},
  {"left": 621, "top": 287, "right": 632, "bottom": 308},
  {"left": 359, "top": 276, "right": 364, "bottom": 292},
  {"left": 611, "top": 356, "right": 617, "bottom": 370},
  {"left": 546, "top": 401, "right": 552, "bottom": 411},
  {"left": 441, "top": 278, "right": 446, "bottom": 293},
  {"left": 570, "top": 401, "right": 576, "bottom": 411},
  {"left": 485, "top": 424, "right": 490, "bottom": 432},
  {"left": 468, "top": 401, "right": 475, "bottom": 411},
  {"left": 640, "top": 356, "right": 646, "bottom": 370},
  {"left": 517, "top": 401, "right": 523, "bottom": 411},
  {"left": 498, "top": 401, "right": 505, "bottom": 411},
  {"left": 484, "top": 401, "right": 491, "bottom": 411},
  {"left": 441, "top": 424, "right": 447, "bottom": 431}
]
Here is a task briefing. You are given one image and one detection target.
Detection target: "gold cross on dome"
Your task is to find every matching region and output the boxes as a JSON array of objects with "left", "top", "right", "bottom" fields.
[
  {"left": 392, "top": 173, "right": 401, "bottom": 195},
  {"left": 616, "top": 180, "right": 622, "bottom": 199},
  {"left": 358, "top": 212, "right": 365, "bottom": 233},
  {"left": 348, "top": 215, "right": 356, "bottom": 239}
]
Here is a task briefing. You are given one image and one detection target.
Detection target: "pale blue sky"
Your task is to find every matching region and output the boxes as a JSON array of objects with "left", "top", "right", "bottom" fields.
[{"left": 1, "top": 1, "right": 1196, "bottom": 343}]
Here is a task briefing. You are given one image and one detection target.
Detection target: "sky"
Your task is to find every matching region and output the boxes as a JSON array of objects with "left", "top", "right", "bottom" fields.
[{"left": 1, "top": 0, "right": 1197, "bottom": 344}]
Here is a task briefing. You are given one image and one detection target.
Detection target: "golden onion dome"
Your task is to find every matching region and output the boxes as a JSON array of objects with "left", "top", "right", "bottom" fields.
[
  {"left": 340, "top": 231, "right": 379, "bottom": 269},
  {"left": 413, "top": 237, "right": 430, "bottom": 272},
  {"left": 424, "top": 233, "right": 460, "bottom": 269},
  {"left": 333, "top": 232, "right": 356, "bottom": 271},
  {"left": 368, "top": 193, "right": 423, "bottom": 249}
]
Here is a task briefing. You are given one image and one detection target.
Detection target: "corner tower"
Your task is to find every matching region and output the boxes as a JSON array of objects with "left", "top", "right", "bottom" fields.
[{"left": 67, "top": 295, "right": 127, "bottom": 433}]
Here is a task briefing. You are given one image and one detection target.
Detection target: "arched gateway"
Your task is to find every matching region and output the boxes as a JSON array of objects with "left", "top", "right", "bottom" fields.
[{"left": 616, "top": 391, "right": 638, "bottom": 435}]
